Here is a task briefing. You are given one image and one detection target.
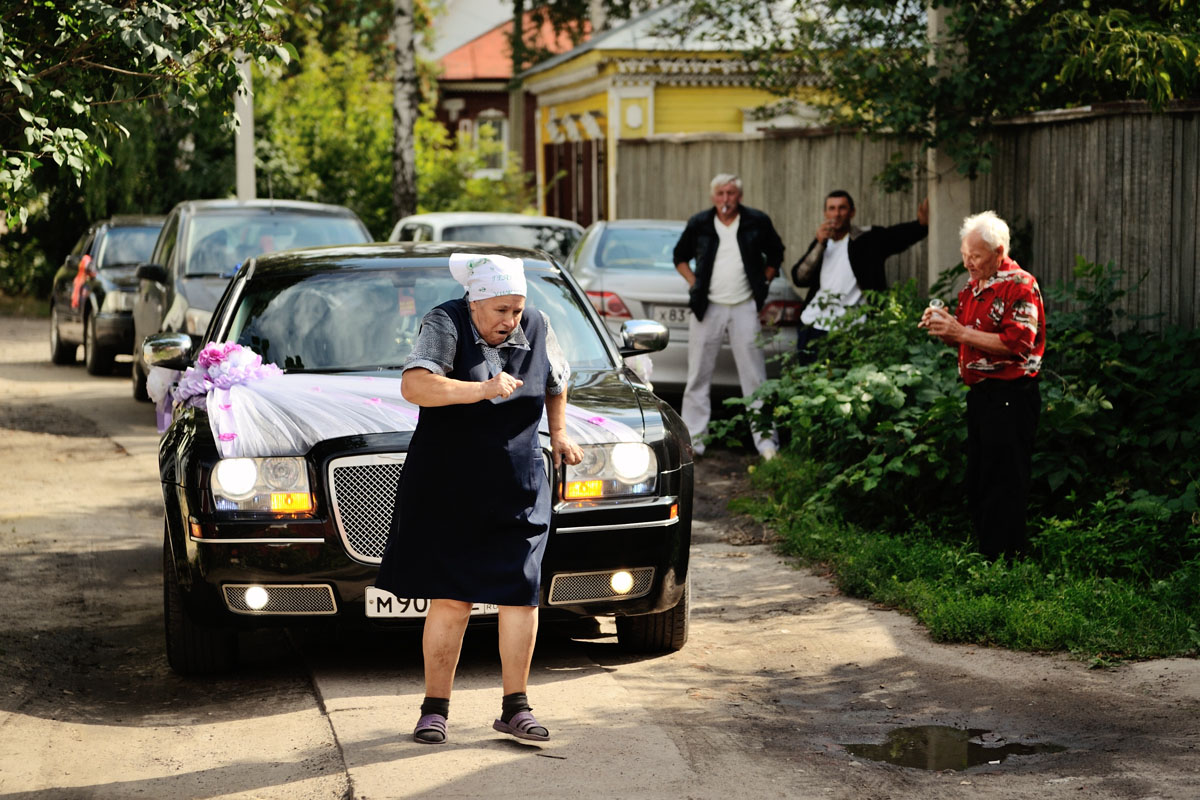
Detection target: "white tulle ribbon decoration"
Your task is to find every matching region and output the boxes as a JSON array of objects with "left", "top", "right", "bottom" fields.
[{"left": 157, "top": 343, "right": 645, "bottom": 458}]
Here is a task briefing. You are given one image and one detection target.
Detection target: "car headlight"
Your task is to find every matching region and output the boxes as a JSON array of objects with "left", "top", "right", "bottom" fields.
[
  {"left": 100, "top": 290, "right": 135, "bottom": 312},
  {"left": 211, "top": 457, "right": 314, "bottom": 514},
  {"left": 564, "top": 443, "right": 657, "bottom": 500}
]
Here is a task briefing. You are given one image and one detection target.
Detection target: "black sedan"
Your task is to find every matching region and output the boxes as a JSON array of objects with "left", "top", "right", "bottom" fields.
[
  {"left": 49, "top": 215, "right": 164, "bottom": 374},
  {"left": 145, "top": 243, "right": 693, "bottom": 675},
  {"left": 131, "top": 198, "right": 372, "bottom": 401}
]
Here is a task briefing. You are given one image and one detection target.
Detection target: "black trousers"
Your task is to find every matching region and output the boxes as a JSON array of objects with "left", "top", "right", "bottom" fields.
[
  {"left": 965, "top": 378, "right": 1041, "bottom": 559},
  {"left": 794, "top": 325, "right": 828, "bottom": 365}
]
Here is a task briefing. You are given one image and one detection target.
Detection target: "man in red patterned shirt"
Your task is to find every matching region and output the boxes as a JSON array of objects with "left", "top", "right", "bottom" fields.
[{"left": 919, "top": 211, "right": 1045, "bottom": 558}]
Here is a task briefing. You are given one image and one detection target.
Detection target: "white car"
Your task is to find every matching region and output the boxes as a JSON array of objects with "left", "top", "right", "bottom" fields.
[
  {"left": 388, "top": 212, "right": 584, "bottom": 263},
  {"left": 562, "top": 219, "right": 801, "bottom": 395}
]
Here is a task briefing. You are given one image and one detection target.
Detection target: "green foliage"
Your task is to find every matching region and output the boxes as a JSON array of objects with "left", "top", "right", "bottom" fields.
[
  {"left": 723, "top": 258, "right": 1200, "bottom": 659},
  {"left": 414, "top": 106, "right": 534, "bottom": 214},
  {"left": 663, "top": 1, "right": 1200, "bottom": 190},
  {"left": 255, "top": 35, "right": 394, "bottom": 236},
  {"left": 1, "top": 0, "right": 295, "bottom": 226}
]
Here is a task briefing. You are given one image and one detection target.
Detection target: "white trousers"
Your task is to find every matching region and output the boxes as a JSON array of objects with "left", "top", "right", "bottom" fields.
[{"left": 681, "top": 298, "right": 777, "bottom": 455}]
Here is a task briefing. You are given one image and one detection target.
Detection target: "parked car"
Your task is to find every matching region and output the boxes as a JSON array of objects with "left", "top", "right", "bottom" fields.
[
  {"left": 131, "top": 199, "right": 372, "bottom": 401},
  {"left": 562, "top": 219, "right": 803, "bottom": 394},
  {"left": 49, "top": 215, "right": 165, "bottom": 374},
  {"left": 388, "top": 211, "right": 584, "bottom": 263},
  {"left": 144, "top": 242, "right": 692, "bottom": 675}
]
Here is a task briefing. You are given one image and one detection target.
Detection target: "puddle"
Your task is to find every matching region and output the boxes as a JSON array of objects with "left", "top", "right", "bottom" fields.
[{"left": 843, "top": 725, "right": 1066, "bottom": 771}]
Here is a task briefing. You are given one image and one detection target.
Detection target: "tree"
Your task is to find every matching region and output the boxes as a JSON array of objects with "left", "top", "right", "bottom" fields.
[
  {"left": 660, "top": 1, "right": 1200, "bottom": 190},
  {"left": 392, "top": 0, "right": 420, "bottom": 220},
  {"left": 0, "top": 0, "right": 295, "bottom": 226},
  {"left": 255, "top": 33, "right": 394, "bottom": 236}
]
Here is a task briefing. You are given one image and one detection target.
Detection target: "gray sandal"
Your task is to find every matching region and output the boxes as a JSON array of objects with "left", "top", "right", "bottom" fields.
[
  {"left": 492, "top": 710, "right": 549, "bottom": 741},
  {"left": 414, "top": 713, "right": 447, "bottom": 744}
]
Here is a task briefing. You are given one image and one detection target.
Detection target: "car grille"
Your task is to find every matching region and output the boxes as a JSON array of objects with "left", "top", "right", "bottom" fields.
[
  {"left": 329, "top": 453, "right": 407, "bottom": 563},
  {"left": 547, "top": 567, "right": 655, "bottom": 605},
  {"left": 223, "top": 584, "right": 337, "bottom": 615}
]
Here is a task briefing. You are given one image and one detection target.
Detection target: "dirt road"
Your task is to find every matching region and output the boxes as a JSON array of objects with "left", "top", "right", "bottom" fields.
[{"left": 1, "top": 315, "right": 1197, "bottom": 799}]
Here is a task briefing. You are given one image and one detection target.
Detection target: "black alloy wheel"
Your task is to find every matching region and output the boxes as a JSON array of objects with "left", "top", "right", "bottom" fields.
[
  {"left": 163, "top": 527, "right": 238, "bottom": 675},
  {"left": 131, "top": 342, "right": 150, "bottom": 401},
  {"left": 84, "top": 313, "right": 116, "bottom": 375},
  {"left": 615, "top": 578, "right": 690, "bottom": 653},
  {"left": 49, "top": 304, "right": 77, "bottom": 365}
]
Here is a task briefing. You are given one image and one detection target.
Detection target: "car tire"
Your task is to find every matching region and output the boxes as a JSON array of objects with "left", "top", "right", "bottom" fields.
[
  {"left": 84, "top": 313, "right": 115, "bottom": 375},
  {"left": 132, "top": 345, "right": 150, "bottom": 401},
  {"left": 49, "top": 304, "right": 77, "bottom": 365},
  {"left": 615, "top": 578, "right": 690, "bottom": 653},
  {"left": 163, "top": 528, "right": 238, "bottom": 675}
]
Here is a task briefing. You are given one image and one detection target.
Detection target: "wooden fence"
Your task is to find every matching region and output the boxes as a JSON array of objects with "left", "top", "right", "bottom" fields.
[{"left": 615, "top": 105, "right": 1200, "bottom": 329}]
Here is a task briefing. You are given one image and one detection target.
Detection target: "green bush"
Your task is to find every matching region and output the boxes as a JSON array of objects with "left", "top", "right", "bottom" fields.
[{"left": 727, "top": 258, "right": 1200, "bottom": 659}]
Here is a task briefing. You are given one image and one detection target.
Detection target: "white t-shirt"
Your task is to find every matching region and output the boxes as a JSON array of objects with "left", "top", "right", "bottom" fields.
[
  {"left": 707, "top": 215, "right": 752, "bottom": 305},
  {"left": 799, "top": 236, "right": 862, "bottom": 329}
]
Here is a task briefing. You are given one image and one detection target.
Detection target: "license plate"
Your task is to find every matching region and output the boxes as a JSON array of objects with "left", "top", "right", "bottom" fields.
[
  {"left": 365, "top": 586, "right": 498, "bottom": 618},
  {"left": 654, "top": 304, "right": 691, "bottom": 326}
]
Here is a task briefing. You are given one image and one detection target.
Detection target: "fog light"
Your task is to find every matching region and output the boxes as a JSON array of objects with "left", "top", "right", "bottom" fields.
[
  {"left": 610, "top": 571, "right": 635, "bottom": 595},
  {"left": 244, "top": 586, "right": 269, "bottom": 610}
]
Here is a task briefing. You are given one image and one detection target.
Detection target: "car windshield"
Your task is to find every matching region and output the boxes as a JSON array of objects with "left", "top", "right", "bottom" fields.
[
  {"left": 95, "top": 225, "right": 160, "bottom": 269},
  {"left": 223, "top": 266, "right": 615, "bottom": 374},
  {"left": 442, "top": 224, "right": 580, "bottom": 262},
  {"left": 594, "top": 226, "right": 683, "bottom": 270},
  {"left": 184, "top": 213, "right": 367, "bottom": 277}
]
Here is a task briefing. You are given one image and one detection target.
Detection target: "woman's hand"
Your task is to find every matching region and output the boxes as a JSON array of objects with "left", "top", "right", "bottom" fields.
[
  {"left": 482, "top": 371, "right": 523, "bottom": 400},
  {"left": 551, "top": 432, "right": 583, "bottom": 468}
]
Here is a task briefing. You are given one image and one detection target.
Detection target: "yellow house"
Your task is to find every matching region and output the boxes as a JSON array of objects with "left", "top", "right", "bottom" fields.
[{"left": 520, "top": 5, "right": 815, "bottom": 225}]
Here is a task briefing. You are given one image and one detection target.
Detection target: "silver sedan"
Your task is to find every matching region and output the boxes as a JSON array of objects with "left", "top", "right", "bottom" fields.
[{"left": 563, "top": 219, "right": 800, "bottom": 394}]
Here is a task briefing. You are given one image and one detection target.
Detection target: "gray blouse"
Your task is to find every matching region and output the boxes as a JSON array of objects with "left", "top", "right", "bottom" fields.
[{"left": 403, "top": 306, "right": 569, "bottom": 395}]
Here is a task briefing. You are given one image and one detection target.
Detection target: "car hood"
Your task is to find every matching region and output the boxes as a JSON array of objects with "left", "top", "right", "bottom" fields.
[
  {"left": 554, "top": 369, "right": 646, "bottom": 441},
  {"left": 179, "top": 275, "right": 234, "bottom": 313}
]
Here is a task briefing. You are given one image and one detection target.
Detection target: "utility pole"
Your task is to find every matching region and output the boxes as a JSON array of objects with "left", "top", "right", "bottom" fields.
[
  {"left": 234, "top": 50, "right": 256, "bottom": 200},
  {"left": 925, "top": 4, "right": 969, "bottom": 290}
]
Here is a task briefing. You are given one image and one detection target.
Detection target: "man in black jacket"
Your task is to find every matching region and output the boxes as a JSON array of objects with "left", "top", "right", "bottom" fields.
[
  {"left": 673, "top": 173, "right": 785, "bottom": 458},
  {"left": 789, "top": 190, "right": 929, "bottom": 362}
]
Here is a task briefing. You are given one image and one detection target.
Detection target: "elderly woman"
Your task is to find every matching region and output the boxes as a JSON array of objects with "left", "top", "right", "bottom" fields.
[{"left": 375, "top": 253, "right": 583, "bottom": 745}]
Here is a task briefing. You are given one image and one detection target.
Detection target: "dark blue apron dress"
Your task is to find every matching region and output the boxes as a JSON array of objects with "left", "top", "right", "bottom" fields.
[{"left": 374, "top": 298, "right": 551, "bottom": 607}]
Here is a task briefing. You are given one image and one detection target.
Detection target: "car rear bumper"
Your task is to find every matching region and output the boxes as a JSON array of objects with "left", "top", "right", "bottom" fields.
[{"left": 94, "top": 311, "right": 133, "bottom": 351}]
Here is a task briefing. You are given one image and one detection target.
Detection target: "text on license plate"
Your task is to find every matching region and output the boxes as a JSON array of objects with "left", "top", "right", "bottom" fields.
[
  {"left": 654, "top": 305, "right": 691, "bottom": 326},
  {"left": 365, "top": 586, "right": 498, "bottom": 618}
]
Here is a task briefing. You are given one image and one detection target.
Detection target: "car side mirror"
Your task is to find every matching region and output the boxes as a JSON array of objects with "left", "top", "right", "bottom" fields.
[
  {"left": 136, "top": 263, "right": 168, "bottom": 284},
  {"left": 618, "top": 319, "right": 669, "bottom": 357},
  {"left": 142, "top": 331, "right": 195, "bottom": 371}
]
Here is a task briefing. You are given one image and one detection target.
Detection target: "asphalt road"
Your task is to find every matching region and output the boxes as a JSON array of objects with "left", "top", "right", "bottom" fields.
[{"left": 1, "top": 315, "right": 1197, "bottom": 800}]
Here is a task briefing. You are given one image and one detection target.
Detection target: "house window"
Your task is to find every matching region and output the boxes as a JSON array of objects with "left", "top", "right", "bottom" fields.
[{"left": 473, "top": 109, "right": 508, "bottom": 177}]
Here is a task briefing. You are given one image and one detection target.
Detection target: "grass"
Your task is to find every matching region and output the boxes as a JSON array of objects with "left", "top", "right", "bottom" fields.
[
  {"left": 0, "top": 292, "right": 49, "bottom": 317},
  {"left": 738, "top": 453, "right": 1200, "bottom": 662}
]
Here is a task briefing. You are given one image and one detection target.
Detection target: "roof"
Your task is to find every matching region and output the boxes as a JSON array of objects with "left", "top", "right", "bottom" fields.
[
  {"left": 249, "top": 242, "right": 561, "bottom": 278},
  {"left": 521, "top": 3, "right": 783, "bottom": 79},
  {"left": 101, "top": 214, "right": 166, "bottom": 228},
  {"left": 173, "top": 199, "right": 363, "bottom": 218},
  {"left": 438, "top": 13, "right": 585, "bottom": 81},
  {"left": 395, "top": 212, "right": 583, "bottom": 230}
]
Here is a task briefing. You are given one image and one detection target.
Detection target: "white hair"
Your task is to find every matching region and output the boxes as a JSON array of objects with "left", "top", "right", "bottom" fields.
[
  {"left": 710, "top": 173, "right": 743, "bottom": 193},
  {"left": 960, "top": 210, "right": 1010, "bottom": 254}
]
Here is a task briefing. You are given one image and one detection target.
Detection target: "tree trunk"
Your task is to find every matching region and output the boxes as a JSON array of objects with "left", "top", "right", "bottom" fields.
[{"left": 392, "top": 0, "right": 419, "bottom": 221}]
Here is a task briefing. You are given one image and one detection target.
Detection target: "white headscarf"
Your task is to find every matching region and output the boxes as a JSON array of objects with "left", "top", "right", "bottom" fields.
[{"left": 448, "top": 252, "right": 527, "bottom": 301}]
